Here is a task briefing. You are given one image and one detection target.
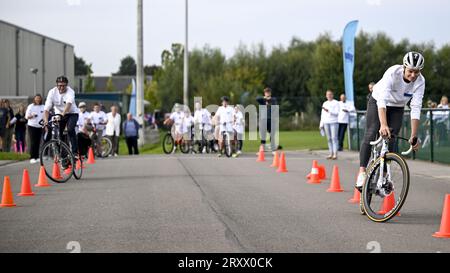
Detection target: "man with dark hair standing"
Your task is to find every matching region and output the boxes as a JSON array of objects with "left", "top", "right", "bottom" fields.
[{"left": 256, "top": 87, "right": 279, "bottom": 155}]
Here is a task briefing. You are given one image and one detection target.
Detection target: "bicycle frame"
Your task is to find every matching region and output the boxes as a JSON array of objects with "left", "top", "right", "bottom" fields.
[{"left": 368, "top": 136, "right": 414, "bottom": 197}]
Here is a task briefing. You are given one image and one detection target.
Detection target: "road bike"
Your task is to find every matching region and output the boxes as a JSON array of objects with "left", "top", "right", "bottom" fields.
[
  {"left": 162, "top": 125, "right": 190, "bottom": 154},
  {"left": 360, "top": 134, "right": 416, "bottom": 222}
]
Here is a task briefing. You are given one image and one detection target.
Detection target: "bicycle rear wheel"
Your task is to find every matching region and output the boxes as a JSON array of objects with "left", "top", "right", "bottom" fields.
[
  {"left": 362, "top": 153, "right": 410, "bottom": 222},
  {"left": 162, "top": 133, "right": 174, "bottom": 154},
  {"left": 180, "top": 140, "right": 190, "bottom": 154},
  {"left": 73, "top": 156, "right": 83, "bottom": 180},
  {"left": 100, "top": 137, "right": 112, "bottom": 157},
  {"left": 40, "top": 140, "right": 74, "bottom": 183}
]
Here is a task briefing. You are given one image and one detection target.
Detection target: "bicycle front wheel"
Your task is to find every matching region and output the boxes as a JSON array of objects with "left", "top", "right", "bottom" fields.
[
  {"left": 223, "top": 133, "right": 232, "bottom": 158},
  {"left": 40, "top": 140, "right": 74, "bottom": 183},
  {"left": 162, "top": 133, "right": 174, "bottom": 154},
  {"left": 362, "top": 153, "right": 410, "bottom": 222}
]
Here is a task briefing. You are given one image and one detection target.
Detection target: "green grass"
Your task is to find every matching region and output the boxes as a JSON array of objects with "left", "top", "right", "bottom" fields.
[
  {"left": 0, "top": 152, "right": 30, "bottom": 161},
  {"left": 118, "top": 130, "right": 332, "bottom": 155}
]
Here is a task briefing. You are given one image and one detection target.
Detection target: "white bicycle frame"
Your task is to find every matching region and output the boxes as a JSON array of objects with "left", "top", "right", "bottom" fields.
[{"left": 369, "top": 136, "right": 414, "bottom": 197}]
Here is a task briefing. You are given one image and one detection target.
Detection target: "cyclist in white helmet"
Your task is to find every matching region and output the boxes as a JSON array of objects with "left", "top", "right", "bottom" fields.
[{"left": 356, "top": 52, "right": 425, "bottom": 191}]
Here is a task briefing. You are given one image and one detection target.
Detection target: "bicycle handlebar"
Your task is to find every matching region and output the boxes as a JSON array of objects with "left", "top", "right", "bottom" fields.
[{"left": 369, "top": 135, "right": 416, "bottom": 156}]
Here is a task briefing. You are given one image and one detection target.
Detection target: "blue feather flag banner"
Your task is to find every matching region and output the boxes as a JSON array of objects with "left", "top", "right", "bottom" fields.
[{"left": 342, "top": 20, "right": 358, "bottom": 103}]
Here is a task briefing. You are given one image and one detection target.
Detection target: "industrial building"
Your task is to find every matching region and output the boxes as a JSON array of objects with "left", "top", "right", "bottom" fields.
[{"left": 0, "top": 20, "right": 75, "bottom": 98}]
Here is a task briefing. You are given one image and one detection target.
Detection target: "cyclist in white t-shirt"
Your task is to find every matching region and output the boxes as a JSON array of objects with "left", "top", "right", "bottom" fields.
[
  {"left": 215, "top": 96, "right": 234, "bottom": 157},
  {"left": 356, "top": 52, "right": 425, "bottom": 191},
  {"left": 193, "top": 102, "right": 212, "bottom": 153}
]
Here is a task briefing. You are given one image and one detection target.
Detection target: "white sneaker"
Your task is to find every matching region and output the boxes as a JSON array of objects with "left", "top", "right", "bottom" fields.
[
  {"left": 355, "top": 172, "right": 367, "bottom": 191},
  {"left": 30, "top": 158, "right": 37, "bottom": 164},
  {"left": 171, "top": 147, "right": 177, "bottom": 154},
  {"left": 202, "top": 147, "right": 206, "bottom": 154},
  {"left": 237, "top": 150, "right": 242, "bottom": 155},
  {"left": 114, "top": 153, "right": 118, "bottom": 157}
]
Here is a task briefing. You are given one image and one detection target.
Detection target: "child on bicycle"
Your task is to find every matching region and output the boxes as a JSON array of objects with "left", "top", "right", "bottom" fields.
[
  {"left": 163, "top": 103, "right": 185, "bottom": 154},
  {"left": 215, "top": 96, "right": 234, "bottom": 157},
  {"left": 193, "top": 102, "right": 212, "bottom": 154},
  {"left": 356, "top": 52, "right": 424, "bottom": 192}
]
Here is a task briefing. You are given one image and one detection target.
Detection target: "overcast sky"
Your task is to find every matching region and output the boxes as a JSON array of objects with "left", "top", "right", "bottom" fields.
[{"left": 1, "top": 0, "right": 449, "bottom": 76}]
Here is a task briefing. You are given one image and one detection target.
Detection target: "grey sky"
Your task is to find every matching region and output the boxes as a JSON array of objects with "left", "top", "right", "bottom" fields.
[{"left": 1, "top": 0, "right": 449, "bottom": 76}]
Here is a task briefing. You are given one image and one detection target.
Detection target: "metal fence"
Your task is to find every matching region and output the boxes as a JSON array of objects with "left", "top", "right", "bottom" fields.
[{"left": 349, "top": 108, "right": 450, "bottom": 164}]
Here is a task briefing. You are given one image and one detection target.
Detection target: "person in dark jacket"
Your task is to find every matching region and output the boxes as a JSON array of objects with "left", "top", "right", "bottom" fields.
[
  {"left": 14, "top": 104, "right": 27, "bottom": 153},
  {"left": 1, "top": 99, "right": 15, "bottom": 152},
  {"left": 256, "top": 87, "right": 279, "bottom": 154},
  {"left": 123, "top": 113, "right": 140, "bottom": 155}
]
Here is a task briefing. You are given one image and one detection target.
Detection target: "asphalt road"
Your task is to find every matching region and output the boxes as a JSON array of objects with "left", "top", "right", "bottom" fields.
[{"left": 0, "top": 151, "right": 449, "bottom": 253}]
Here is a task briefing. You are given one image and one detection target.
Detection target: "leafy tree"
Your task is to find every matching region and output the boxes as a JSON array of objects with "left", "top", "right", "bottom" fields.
[
  {"left": 115, "top": 56, "right": 136, "bottom": 76},
  {"left": 74, "top": 54, "right": 90, "bottom": 76},
  {"left": 84, "top": 64, "right": 95, "bottom": 92}
]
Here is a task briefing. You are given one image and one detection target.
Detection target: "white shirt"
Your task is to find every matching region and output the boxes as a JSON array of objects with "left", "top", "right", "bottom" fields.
[
  {"left": 372, "top": 65, "right": 425, "bottom": 120},
  {"left": 337, "top": 101, "right": 356, "bottom": 124},
  {"left": 170, "top": 111, "right": 185, "bottom": 133},
  {"left": 216, "top": 106, "right": 234, "bottom": 132},
  {"left": 105, "top": 112, "right": 122, "bottom": 136},
  {"left": 320, "top": 100, "right": 340, "bottom": 125},
  {"left": 25, "top": 104, "right": 45, "bottom": 128},
  {"left": 44, "top": 87, "right": 79, "bottom": 114},
  {"left": 233, "top": 111, "right": 245, "bottom": 134},
  {"left": 182, "top": 114, "right": 194, "bottom": 134},
  {"left": 77, "top": 111, "right": 90, "bottom": 132},
  {"left": 193, "top": 109, "right": 212, "bottom": 129},
  {"left": 89, "top": 111, "right": 108, "bottom": 130}
]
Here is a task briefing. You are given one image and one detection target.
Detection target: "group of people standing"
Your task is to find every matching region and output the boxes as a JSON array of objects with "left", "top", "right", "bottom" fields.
[
  {"left": 319, "top": 90, "right": 356, "bottom": 160},
  {"left": 0, "top": 99, "right": 28, "bottom": 153}
]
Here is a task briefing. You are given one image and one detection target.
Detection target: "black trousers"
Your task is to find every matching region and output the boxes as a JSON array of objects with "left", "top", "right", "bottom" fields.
[
  {"left": 59, "top": 113, "right": 79, "bottom": 154},
  {"left": 359, "top": 96, "right": 404, "bottom": 168},
  {"left": 126, "top": 136, "right": 139, "bottom": 155},
  {"left": 338, "top": 123, "right": 348, "bottom": 151},
  {"left": 28, "top": 125, "right": 42, "bottom": 159}
]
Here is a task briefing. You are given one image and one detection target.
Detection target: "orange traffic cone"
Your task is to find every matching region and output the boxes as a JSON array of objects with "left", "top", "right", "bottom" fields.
[
  {"left": 433, "top": 194, "right": 450, "bottom": 238},
  {"left": 35, "top": 166, "right": 51, "bottom": 187},
  {"left": 87, "top": 147, "right": 95, "bottom": 164},
  {"left": 1, "top": 176, "right": 17, "bottom": 207},
  {"left": 378, "top": 192, "right": 400, "bottom": 216},
  {"left": 348, "top": 188, "right": 361, "bottom": 204},
  {"left": 307, "top": 160, "right": 321, "bottom": 184},
  {"left": 276, "top": 152, "right": 288, "bottom": 173},
  {"left": 52, "top": 162, "right": 62, "bottom": 180},
  {"left": 319, "top": 165, "right": 327, "bottom": 180},
  {"left": 327, "top": 165, "right": 343, "bottom": 192},
  {"left": 256, "top": 145, "right": 265, "bottom": 162},
  {"left": 18, "top": 169, "right": 35, "bottom": 197},
  {"left": 270, "top": 151, "right": 280, "bottom": 168}
]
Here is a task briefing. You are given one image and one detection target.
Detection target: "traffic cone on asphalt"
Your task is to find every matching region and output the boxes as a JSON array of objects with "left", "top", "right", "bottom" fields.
[
  {"left": 276, "top": 152, "right": 288, "bottom": 173},
  {"left": 87, "top": 147, "right": 95, "bottom": 164},
  {"left": 327, "top": 165, "right": 344, "bottom": 192},
  {"left": 377, "top": 192, "right": 400, "bottom": 216},
  {"left": 433, "top": 194, "right": 450, "bottom": 238},
  {"left": 319, "top": 165, "right": 327, "bottom": 180},
  {"left": 35, "top": 166, "right": 51, "bottom": 187},
  {"left": 1, "top": 176, "right": 17, "bottom": 207},
  {"left": 256, "top": 145, "right": 265, "bottom": 162},
  {"left": 52, "top": 162, "right": 62, "bottom": 180},
  {"left": 17, "top": 169, "right": 35, "bottom": 197},
  {"left": 348, "top": 188, "right": 361, "bottom": 204},
  {"left": 270, "top": 151, "right": 280, "bottom": 168},
  {"left": 307, "top": 160, "right": 321, "bottom": 184}
]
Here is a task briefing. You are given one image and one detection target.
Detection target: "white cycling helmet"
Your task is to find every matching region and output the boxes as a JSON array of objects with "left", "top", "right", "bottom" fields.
[{"left": 403, "top": 51, "right": 425, "bottom": 70}]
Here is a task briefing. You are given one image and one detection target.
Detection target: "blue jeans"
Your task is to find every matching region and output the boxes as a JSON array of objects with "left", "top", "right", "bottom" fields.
[{"left": 324, "top": 123, "right": 339, "bottom": 155}]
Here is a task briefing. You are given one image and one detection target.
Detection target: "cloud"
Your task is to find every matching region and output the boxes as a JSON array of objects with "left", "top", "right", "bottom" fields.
[
  {"left": 67, "top": 0, "right": 81, "bottom": 6},
  {"left": 366, "top": 0, "right": 382, "bottom": 6}
]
